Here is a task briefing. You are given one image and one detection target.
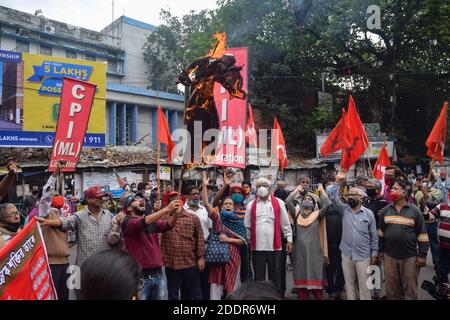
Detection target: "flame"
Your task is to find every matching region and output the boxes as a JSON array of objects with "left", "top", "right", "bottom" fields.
[
  {"left": 229, "top": 79, "right": 246, "bottom": 99},
  {"left": 208, "top": 32, "right": 227, "bottom": 59}
]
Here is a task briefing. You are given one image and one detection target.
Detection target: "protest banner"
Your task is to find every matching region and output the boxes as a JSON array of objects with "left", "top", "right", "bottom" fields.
[
  {"left": 0, "top": 218, "right": 57, "bottom": 300},
  {"left": 211, "top": 47, "right": 248, "bottom": 169},
  {"left": 48, "top": 77, "right": 97, "bottom": 172}
]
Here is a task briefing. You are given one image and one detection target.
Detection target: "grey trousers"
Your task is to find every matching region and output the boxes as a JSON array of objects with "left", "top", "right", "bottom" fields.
[{"left": 341, "top": 254, "right": 372, "bottom": 300}]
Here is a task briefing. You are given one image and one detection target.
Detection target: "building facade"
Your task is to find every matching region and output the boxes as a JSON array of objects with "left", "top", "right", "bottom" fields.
[{"left": 0, "top": 6, "right": 185, "bottom": 148}]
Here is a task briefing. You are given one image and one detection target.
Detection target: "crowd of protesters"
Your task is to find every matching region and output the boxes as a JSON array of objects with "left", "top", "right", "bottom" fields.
[{"left": 0, "top": 159, "right": 449, "bottom": 300}]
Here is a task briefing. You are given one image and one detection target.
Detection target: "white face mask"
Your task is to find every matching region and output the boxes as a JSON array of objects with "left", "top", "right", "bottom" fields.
[{"left": 257, "top": 186, "right": 269, "bottom": 198}]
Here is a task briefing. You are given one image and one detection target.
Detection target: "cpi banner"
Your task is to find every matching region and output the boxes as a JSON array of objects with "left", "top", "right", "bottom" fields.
[
  {"left": 0, "top": 218, "right": 57, "bottom": 300},
  {"left": 49, "top": 78, "right": 96, "bottom": 172},
  {"left": 0, "top": 50, "right": 106, "bottom": 147},
  {"left": 211, "top": 48, "right": 248, "bottom": 169}
]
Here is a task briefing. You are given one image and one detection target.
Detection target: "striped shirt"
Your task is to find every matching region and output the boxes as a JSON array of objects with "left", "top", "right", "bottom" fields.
[
  {"left": 427, "top": 203, "right": 450, "bottom": 250},
  {"left": 378, "top": 202, "right": 429, "bottom": 259},
  {"left": 60, "top": 207, "right": 113, "bottom": 266}
]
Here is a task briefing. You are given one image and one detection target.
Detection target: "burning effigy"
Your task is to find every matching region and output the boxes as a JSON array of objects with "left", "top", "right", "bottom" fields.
[{"left": 177, "top": 33, "right": 247, "bottom": 166}]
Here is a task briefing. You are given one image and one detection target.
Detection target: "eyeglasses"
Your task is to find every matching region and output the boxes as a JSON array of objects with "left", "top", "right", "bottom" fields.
[
  {"left": 5, "top": 211, "right": 20, "bottom": 217},
  {"left": 232, "top": 191, "right": 242, "bottom": 195},
  {"left": 189, "top": 192, "right": 200, "bottom": 196}
]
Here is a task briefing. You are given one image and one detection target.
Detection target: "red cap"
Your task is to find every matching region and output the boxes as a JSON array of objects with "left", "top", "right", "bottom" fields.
[
  {"left": 441, "top": 172, "right": 447, "bottom": 178},
  {"left": 84, "top": 186, "right": 105, "bottom": 199},
  {"left": 51, "top": 195, "right": 65, "bottom": 209}
]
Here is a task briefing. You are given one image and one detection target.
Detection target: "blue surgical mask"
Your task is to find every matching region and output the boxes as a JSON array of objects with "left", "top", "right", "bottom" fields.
[
  {"left": 325, "top": 185, "right": 334, "bottom": 195},
  {"left": 231, "top": 194, "right": 244, "bottom": 204},
  {"left": 302, "top": 201, "right": 314, "bottom": 210}
]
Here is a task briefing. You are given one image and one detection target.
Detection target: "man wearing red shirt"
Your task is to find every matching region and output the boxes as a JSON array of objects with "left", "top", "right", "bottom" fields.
[{"left": 121, "top": 193, "right": 181, "bottom": 300}]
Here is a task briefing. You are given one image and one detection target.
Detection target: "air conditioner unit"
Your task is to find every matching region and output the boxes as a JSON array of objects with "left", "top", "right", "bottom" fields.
[{"left": 44, "top": 24, "right": 56, "bottom": 34}]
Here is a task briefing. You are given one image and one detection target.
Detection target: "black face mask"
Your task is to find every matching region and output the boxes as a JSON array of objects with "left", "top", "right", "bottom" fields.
[
  {"left": 366, "top": 188, "right": 377, "bottom": 198},
  {"left": 31, "top": 191, "right": 38, "bottom": 196},
  {"left": 441, "top": 178, "right": 446, "bottom": 182},
  {"left": 5, "top": 222, "right": 21, "bottom": 233},
  {"left": 347, "top": 198, "right": 360, "bottom": 209},
  {"left": 300, "top": 189, "right": 309, "bottom": 196},
  {"left": 134, "top": 208, "right": 146, "bottom": 216}
]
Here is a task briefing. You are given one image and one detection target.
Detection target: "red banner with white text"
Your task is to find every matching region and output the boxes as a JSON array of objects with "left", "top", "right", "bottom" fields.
[
  {"left": 0, "top": 218, "right": 57, "bottom": 300},
  {"left": 211, "top": 48, "right": 248, "bottom": 169},
  {"left": 49, "top": 77, "right": 97, "bottom": 172}
]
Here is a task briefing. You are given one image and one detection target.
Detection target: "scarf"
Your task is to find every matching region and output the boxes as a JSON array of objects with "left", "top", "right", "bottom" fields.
[
  {"left": 293, "top": 206, "right": 328, "bottom": 259},
  {"left": 250, "top": 195, "right": 281, "bottom": 251},
  {"left": 221, "top": 210, "right": 247, "bottom": 240}
]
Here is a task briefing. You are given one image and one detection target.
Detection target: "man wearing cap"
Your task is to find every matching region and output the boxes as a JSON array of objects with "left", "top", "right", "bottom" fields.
[
  {"left": 329, "top": 169, "right": 378, "bottom": 300},
  {"left": 38, "top": 186, "right": 114, "bottom": 267},
  {"left": 434, "top": 172, "right": 450, "bottom": 204},
  {"left": 36, "top": 160, "right": 71, "bottom": 300},
  {"left": 121, "top": 192, "right": 182, "bottom": 300}
]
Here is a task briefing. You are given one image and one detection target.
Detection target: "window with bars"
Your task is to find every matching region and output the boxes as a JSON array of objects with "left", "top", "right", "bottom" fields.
[
  {"left": 15, "top": 40, "right": 29, "bottom": 53},
  {"left": 40, "top": 45, "right": 52, "bottom": 56},
  {"left": 66, "top": 50, "right": 77, "bottom": 59}
]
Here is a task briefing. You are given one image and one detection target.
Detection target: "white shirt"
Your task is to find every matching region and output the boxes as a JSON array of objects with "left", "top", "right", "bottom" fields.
[
  {"left": 244, "top": 197, "right": 293, "bottom": 251},
  {"left": 184, "top": 202, "right": 212, "bottom": 240}
]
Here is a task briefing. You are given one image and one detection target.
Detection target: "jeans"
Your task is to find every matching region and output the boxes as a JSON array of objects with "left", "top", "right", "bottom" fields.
[
  {"left": 426, "top": 221, "right": 440, "bottom": 266},
  {"left": 138, "top": 273, "right": 163, "bottom": 300},
  {"left": 166, "top": 267, "right": 202, "bottom": 300}
]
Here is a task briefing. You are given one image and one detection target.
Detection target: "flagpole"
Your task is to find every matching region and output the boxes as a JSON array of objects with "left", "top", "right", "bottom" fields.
[
  {"left": 362, "top": 137, "right": 374, "bottom": 178},
  {"left": 156, "top": 141, "right": 161, "bottom": 200},
  {"left": 428, "top": 141, "right": 440, "bottom": 181}
]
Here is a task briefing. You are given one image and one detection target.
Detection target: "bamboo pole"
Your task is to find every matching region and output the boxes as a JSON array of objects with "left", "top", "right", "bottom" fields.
[
  {"left": 156, "top": 141, "right": 161, "bottom": 200},
  {"left": 428, "top": 141, "right": 440, "bottom": 181}
]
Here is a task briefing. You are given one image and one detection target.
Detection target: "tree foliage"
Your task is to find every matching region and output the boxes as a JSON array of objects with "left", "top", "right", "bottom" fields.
[{"left": 143, "top": 0, "right": 450, "bottom": 157}]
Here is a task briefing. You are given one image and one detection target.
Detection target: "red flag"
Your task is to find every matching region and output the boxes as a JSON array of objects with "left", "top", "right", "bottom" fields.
[
  {"left": 157, "top": 106, "right": 175, "bottom": 163},
  {"left": 272, "top": 117, "right": 288, "bottom": 172},
  {"left": 0, "top": 218, "right": 57, "bottom": 300},
  {"left": 426, "top": 101, "right": 448, "bottom": 164},
  {"left": 49, "top": 78, "right": 96, "bottom": 172},
  {"left": 373, "top": 142, "right": 391, "bottom": 179},
  {"left": 320, "top": 109, "right": 348, "bottom": 157},
  {"left": 341, "top": 95, "right": 369, "bottom": 170},
  {"left": 246, "top": 103, "right": 258, "bottom": 147}
]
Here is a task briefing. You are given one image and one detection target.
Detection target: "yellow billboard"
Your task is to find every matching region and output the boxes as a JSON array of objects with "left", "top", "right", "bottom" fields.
[{"left": 0, "top": 50, "right": 106, "bottom": 147}]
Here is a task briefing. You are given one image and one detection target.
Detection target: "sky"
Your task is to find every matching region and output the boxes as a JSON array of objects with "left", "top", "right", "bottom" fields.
[{"left": 0, "top": 0, "right": 219, "bottom": 31}]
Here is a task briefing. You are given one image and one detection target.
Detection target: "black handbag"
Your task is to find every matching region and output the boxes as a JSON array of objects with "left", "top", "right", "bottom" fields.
[{"left": 204, "top": 232, "right": 230, "bottom": 264}]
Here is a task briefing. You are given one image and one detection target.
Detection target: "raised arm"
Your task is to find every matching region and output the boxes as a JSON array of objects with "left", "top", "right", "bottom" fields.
[
  {"left": 328, "top": 169, "right": 348, "bottom": 213},
  {"left": 212, "top": 171, "right": 233, "bottom": 207},
  {"left": 317, "top": 183, "right": 332, "bottom": 219},
  {"left": 0, "top": 160, "right": 17, "bottom": 202},
  {"left": 39, "top": 160, "right": 66, "bottom": 218}
]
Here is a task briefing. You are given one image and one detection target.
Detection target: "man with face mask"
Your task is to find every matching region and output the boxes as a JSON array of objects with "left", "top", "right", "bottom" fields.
[
  {"left": 0, "top": 203, "right": 21, "bottom": 249},
  {"left": 286, "top": 175, "right": 319, "bottom": 206},
  {"left": 383, "top": 165, "right": 402, "bottom": 204},
  {"left": 23, "top": 184, "right": 40, "bottom": 216},
  {"left": 121, "top": 193, "right": 181, "bottom": 300},
  {"left": 378, "top": 179, "right": 429, "bottom": 300},
  {"left": 244, "top": 177, "right": 293, "bottom": 293},
  {"left": 161, "top": 185, "right": 207, "bottom": 300},
  {"left": 434, "top": 172, "right": 450, "bottom": 204},
  {"left": 329, "top": 169, "right": 379, "bottom": 300}
]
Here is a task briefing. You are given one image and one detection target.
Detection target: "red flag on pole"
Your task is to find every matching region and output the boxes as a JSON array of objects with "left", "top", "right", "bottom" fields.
[
  {"left": 373, "top": 142, "right": 391, "bottom": 179},
  {"left": 272, "top": 117, "right": 288, "bottom": 172},
  {"left": 246, "top": 103, "right": 258, "bottom": 147},
  {"left": 341, "top": 95, "right": 369, "bottom": 170},
  {"left": 320, "top": 109, "right": 348, "bottom": 157},
  {"left": 157, "top": 106, "right": 175, "bottom": 163},
  {"left": 426, "top": 101, "right": 448, "bottom": 164}
]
